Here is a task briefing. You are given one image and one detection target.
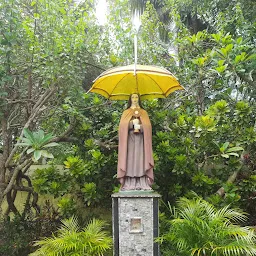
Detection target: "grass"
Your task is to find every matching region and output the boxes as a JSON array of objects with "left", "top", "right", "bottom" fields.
[{"left": 1, "top": 191, "right": 59, "bottom": 219}]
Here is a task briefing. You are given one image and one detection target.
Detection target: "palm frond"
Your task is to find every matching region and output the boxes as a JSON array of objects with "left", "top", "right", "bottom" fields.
[
  {"left": 58, "top": 215, "right": 80, "bottom": 234},
  {"left": 163, "top": 196, "right": 256, "bottom": 256},
  {"left": 30, "top": 216, "right": 112, "bottom": 256}
]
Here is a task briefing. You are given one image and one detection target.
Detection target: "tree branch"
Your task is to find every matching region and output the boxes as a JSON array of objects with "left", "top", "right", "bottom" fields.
[
  {"left": 216, "top": 170, "right": 240, "bottom": 197},
  {"left": 20, "top": 173, "right": 40, "bottom": 215},
  {"left": 7, "top": 99, "right": 36, "bottom": 105},
  {"left": 5, "top": 87, "right": 56, "bottom": 167},
  {"left": 52, "top": 136, "right": 79, "bottom": 143},
  {"left": 4, "top": 158, "right": 32, "bottom": 196},
  {"left": 84, "top": 61, "right": 106, "bottom": 71},
  {"left": 95, "top": 135, "right": 118, "bottom": 150},
  {"left": 50, "top": 119, "right": 77, "bottom": 143},
  {"left": 96, "top": 141, "right": 118, "bottom": 149},
  {"left": 6, "top": 190, "right": 19, "bottom": 216}
]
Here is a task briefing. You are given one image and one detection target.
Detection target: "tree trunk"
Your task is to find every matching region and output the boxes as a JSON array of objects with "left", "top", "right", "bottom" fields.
[
  {"left": 0, "top": 111, "right": 9, "bottom": 218},
  {"left": 0, "top": 186, "right": 4, "bottom": 218},
  {"left": 0, "top": 86, "right": 59, "bottom": 218}
]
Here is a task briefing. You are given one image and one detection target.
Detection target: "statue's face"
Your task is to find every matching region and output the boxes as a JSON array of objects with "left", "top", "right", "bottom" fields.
[{"left": 131, "top": 94, "right": 139, "bottom": 105}]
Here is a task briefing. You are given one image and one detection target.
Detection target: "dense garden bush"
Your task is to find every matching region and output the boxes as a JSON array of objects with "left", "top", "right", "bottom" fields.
[
  {"left": 0, "top": 215, "right": 60, "bottom": 256},
  {"left": 159, "top": 196, "right": 256, "bottom": 255},
  {"left": 29, "top": 216, "right": 112, "bottom": 256}
]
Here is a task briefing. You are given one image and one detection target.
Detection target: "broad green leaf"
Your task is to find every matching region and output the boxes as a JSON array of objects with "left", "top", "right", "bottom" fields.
[
  {"left": 41, "top": 150, "right": 54, "bottom": 158},
  {"left": 21, "top": 137, "right": 33, "bottom": 145},
  {"left": 193, "top": 57, "right": 207, "bottom": 66},
  {"left": 223, "top": 142, "right": 230, "bottom": 151},
  {"left": 34, "top": 150, "right": 42, "bottom": 161},
  {"left": 220, "top": 48, "right": 228, "bottom": 57},
  {"left": 235, "top": 52, "right": 247, "bottom": 63},
  {"left": 23, "top": 128, "right": 35, "bottom": 143},
  {"left": 64, "top": 161, "right": 71, "bottom": 168},
  {"left": 39, "top": 133, "right": 54, "bottom": 146},
  {"left": 218, "top": 60, "right": 225, "bottom": 66},
  {"left": 16, "top": 142, "right": 31, "bottom": 147},
  {"left": 236, "top": 37, "right": 243, "bottom": 44},
  {"left": 42, "top": 142, "right": 59, "bottom": 148},
  {"left": 220, "top": 142, "right": 229, "bottom": 153},
  {"left": 221, "top": 154, "right": 230, "bottom": 158},
  {"left": 212, "top": 33, "right": 221, "bottom": 42},
  {"left": 34, "top": 13, "right": 40, "bottom": 19},
  {"left": 235, "top": 55, "right": 242, "bottom": 63},
  {"left": 37, "top": 130, "right": 45, "bottom": 141},
  {"left": 59, "top": 7, "right": 66, "bottom": 15},
  {"left": 226, "top": 147, "right": 244, "bottom": 153},
  {"left": 33, "top": 132, "right": 40, "bottom": 144},
  {"left": 245, "top": 53, "right": 256, "bottom": 61},
  {"left": 216, "top": 65, "right": 227, "bottom": 73},
  {"left": 93, "top": 96, "right": 101, "bottom": 104},
  {"left": 92, "top": 150, "right": 101, "bottom": 159},
  {"left": 225, "top": 44, "right": 233, "bottom": 52},
  {"left": 228, "top": 152, "right": 239, "bottom": 157},
  {"left": 27, "top": 148, "right": 35, "bottom": 154}
]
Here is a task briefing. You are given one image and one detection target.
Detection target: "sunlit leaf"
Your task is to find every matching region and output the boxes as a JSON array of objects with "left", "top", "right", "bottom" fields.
[
  {"left": 226, "top": 147, "right": 244, "bottom": 153},
  {"left": 42, "top": 142, "right": 59, "bottom": 148},
  {"left": 221, "top": 154, "right": 230, "bottom": 158},
  {"left": 41, "top": 150, "right": 54, "bottom": 159},
  {"left": 27, "top": 148, "right": 35, "bottom": 154},
  {"left": 34, "top": 150, "right": 42, "bottom": 161}
]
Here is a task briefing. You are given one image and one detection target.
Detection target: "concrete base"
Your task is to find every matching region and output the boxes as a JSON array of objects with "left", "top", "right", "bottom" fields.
[{"left": 112, "top": 191, "right": 161, "bottom": 256}]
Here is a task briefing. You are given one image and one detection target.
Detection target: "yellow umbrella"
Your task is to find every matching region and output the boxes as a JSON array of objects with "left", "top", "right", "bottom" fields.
[{"left": 89, "top": 64, "right": 184, "bottom": 100}]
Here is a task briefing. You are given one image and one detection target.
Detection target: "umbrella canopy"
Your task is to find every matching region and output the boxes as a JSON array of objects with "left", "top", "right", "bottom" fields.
[{"left": 89, "top": 64, "right": 184, "bottom": 100}]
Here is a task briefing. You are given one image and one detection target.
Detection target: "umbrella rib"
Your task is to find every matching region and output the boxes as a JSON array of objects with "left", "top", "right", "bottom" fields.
[
  {"left": 97, "top": 68, "right": 172, "bottom": 78},
  {"left": 89, "top": 87, "right": 110, "bottom": 98},
  {"left": 109, "top": 73, "right": 131, "bottom": 97},
  {"left": 165, "top": 85, "right": 184, "bottom": 96},
  {"left": 143, "top": 74, "right": 166, "bottom": 96}
]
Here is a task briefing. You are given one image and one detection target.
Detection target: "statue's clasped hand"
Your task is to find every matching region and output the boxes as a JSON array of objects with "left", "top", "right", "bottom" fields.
[
  {"left": 132, "top": 118, "right": 139, "bottom": 125},
  {"left": 134, "top": 123, "right": 141, "bottom": 130},
  {"left": 133, "top": 118, "right": 141, "bottom": 133}
]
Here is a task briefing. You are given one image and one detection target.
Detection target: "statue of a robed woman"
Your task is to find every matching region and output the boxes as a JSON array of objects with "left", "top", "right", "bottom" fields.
[{"left": 117, "top": 93, "right": 154, "bottom": 191}]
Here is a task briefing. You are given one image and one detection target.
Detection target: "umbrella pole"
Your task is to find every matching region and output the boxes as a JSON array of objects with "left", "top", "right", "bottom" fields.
[{"left": 134, "top": 33, "right": 137, "bottom": 76}]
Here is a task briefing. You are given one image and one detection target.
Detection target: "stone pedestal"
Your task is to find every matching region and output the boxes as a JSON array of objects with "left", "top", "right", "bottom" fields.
[{"left": 112, "top": 191, "right": 161, "bottom": 256}]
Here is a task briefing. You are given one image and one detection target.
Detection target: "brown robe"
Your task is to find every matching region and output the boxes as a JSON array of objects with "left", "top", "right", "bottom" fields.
[{"left": 117, "top": 108, "right": 154, "bottom": 186}]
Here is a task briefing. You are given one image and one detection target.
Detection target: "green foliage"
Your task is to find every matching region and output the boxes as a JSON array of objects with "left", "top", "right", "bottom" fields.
[
  {"left": 81, "top": 182, "right": 99, "bottom": 206},
  {"left": 57, "top": 196, "right": 77, "bottom": 219},
  {"left": 32, "top": 151, "right": 114, "bottom": 215},
  {"left": 29, "top": 216, "right": 112, "bottom": 256},
  {"left": 159, "top": 196, "right": 256, "bottom": 256},
  {"left": 22, "top": 0, "right": 255, "bottom": 231},
  {"left": 32, "top": 166, "right": 68, "bottom": 197},
  {"left": 151, "top": 98, "right": 255, "bottom": 206},
  {"left": 1, "top": 2, "right": 255, "bottom": 254},
  {"left": 17, "top": 128, "right": 58, "bottom": 161},
  {"left": 0, "top": 216, "right": 60, "bottom": 256},
  {"left": 64, "top": 156, "right": 89, "bottom": 178}
]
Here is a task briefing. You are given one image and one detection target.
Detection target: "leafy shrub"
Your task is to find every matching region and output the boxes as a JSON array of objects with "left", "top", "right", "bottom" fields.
[
  {"left": 0, "top": 215, "right": 60, "bottom": 256},
  {"left": 57, "top": 196, "right": 77, "bottom": 218},
  {"left": 29, "top": 216, "right": 112, "bottom": 256},
  {"left": 32, "top": 166, "right": 69, "bottom": 197},
  {"left": 159, "top": 196, "right": 256, "bottom": 256},
  {"left": 81, "top": 182, "right": 100, "bottom": 206}
]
